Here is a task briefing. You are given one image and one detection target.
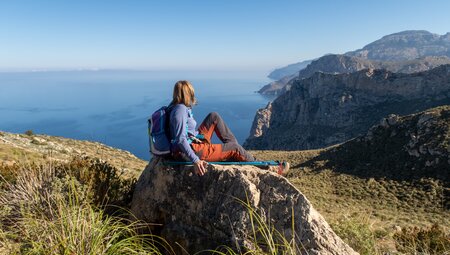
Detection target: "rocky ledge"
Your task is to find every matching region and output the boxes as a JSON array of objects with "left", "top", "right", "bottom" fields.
[{"left": 131, "top": 157, "right": 358, "bottom": 254}]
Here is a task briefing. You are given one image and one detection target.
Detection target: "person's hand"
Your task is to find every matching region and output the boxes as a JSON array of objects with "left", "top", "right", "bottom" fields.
[{"left": 194, "top": 160, "right": 208, "bottom": 176}]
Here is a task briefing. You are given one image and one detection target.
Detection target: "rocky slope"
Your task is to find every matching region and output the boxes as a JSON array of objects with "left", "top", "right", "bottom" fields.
[
  {"left": 0, "top": 131, "right": 146, "bottom": 178},
  {"left": 260, "top": 30, "right": 450, "bottom": 95},
  {"left": 296, "top": 105, "right": 450, "bottom": 210},
  {"left": 245, "top": 64, "right": 450, "bottom": 150},
  {"left": 318, "top": 105, "right": 450, "bottom": 184}
]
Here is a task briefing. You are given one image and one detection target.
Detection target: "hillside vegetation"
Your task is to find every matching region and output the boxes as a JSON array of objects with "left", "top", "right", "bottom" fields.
[
  {"left": 252, "top": 106, "right": 450, "bottom": 254},
  {"left": 0, "top": 131, "right": 146, "bottom": 179},
  {"left": 0, "top": 106, "right": 449, "bottom": 254}
]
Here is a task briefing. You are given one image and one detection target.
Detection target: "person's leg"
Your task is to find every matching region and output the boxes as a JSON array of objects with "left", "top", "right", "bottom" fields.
[
  {"left": 192, "top": 142, "right": 255, "bottom": 162},
  {"left": 197, "top": 112, "right": 237, "bottom": 144},
  {"left": 222, "top": 141, "right": 256, "bottom": 161}
]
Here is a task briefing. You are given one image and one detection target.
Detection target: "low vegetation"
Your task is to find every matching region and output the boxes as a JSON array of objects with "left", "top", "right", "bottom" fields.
[
  {"left": 0, "top": 158, "right": 174, "bottom": 254},
  {"left": 252, "top": 149, "right": 449, "bottom": 254},
  {"left": 1, "top": 153, "right": 449, "bottom": 254},
  {"left": 1, "top": 111, "right": 449, "bottom": 254}
]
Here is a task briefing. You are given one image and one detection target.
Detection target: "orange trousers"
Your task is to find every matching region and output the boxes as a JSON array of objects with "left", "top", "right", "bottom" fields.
[{"left": 190, "top": 112, "right": 255, "bottom": 162}]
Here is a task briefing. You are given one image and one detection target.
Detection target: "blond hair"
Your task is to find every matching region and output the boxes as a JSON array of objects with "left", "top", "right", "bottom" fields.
[{"left": 171, "top": 80, "right": 197, "bottom": 107}]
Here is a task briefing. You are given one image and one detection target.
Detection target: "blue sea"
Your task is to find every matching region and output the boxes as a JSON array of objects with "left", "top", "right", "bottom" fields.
[{"left": 0, "top": 70, "right": 272, "bottom": 160}]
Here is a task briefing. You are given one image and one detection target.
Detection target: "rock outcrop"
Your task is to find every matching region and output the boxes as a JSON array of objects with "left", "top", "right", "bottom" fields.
[
  {"left": 245, "top": 64, "right": 450, "bottom": 150},
  {"left": 247, "top": 102, "right": 272, "bottom": 139},
  {"left": 131, "top": 157, "right": 358, "bottom": 255}
]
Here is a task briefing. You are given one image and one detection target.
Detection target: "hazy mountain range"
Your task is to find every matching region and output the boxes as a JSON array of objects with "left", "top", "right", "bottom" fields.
[{"left": 260, "top": 30, "right": 450, "bottom": 95}]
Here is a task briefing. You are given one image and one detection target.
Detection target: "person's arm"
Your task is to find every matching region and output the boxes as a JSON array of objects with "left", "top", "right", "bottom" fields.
[{"left": 170, "top": 105, "right": 200, "bottom": 163}]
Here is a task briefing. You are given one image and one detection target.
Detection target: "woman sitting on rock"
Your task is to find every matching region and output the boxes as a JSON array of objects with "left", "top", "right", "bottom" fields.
[{"left": 168, "top": 80, "right": 288, "bottom": 176}]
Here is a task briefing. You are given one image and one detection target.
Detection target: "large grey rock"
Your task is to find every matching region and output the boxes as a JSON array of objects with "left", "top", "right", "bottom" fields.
[{"left": 131, "top": 158, "right": 358, "bottom": 255}]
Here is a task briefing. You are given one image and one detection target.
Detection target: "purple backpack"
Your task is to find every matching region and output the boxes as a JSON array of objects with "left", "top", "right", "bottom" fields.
[{"left": 148, "top": 106, "right": 171, "bottom": 156}]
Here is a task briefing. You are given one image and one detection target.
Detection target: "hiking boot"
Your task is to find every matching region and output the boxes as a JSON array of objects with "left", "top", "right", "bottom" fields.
[{"left": 268, "top": 161, "right": 290, "bottom": 176}]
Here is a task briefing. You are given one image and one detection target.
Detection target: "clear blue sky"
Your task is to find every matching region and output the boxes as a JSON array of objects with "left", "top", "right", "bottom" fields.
[{"left": 1, "top": 0, "right": 449, "bottom": 72}]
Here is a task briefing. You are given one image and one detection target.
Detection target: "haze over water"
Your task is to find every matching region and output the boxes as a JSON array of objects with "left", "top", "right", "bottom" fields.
[{"left": 0, "top": 70, "right": 271, "bottom": 160}]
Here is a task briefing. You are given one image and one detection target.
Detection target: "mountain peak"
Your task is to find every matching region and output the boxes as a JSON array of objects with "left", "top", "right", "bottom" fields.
[{"left": 347, "top": 30, "right": 450, "bottom": 61}]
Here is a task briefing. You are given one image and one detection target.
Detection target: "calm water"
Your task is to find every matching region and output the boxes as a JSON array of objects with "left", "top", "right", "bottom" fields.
[{"left": 0, "top": 70, "right": 271, "bottom": 160}]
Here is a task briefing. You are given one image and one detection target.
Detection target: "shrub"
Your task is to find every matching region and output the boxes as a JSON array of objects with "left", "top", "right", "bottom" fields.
[
  {"left": 393, "top": 224, "right": 450, "bottom": 254},
  {"left": 52, "top": 157, "right": 136, "bottom": 208},
  {"left": 24, "top": 130, "right": 34, "bottom": 136}
]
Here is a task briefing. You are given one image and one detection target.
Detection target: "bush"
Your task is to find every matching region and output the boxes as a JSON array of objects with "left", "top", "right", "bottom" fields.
[
  {"left": 394, "top": 224, "right": 450, "bottom": 254},
  {"left": 24, "top": 130, "right": 34, "bottom": 136},
  {"left": 53, "top": 157, "right": 136, "bottom": 208}
]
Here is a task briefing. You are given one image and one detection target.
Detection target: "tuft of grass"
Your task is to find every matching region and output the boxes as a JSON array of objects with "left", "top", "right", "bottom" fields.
[
  {"left": 331, "top": 215, "right": 378, "bottom": 255},
  {"left": 0, "top": 159, "right": 172, "bottom": 255},
  {"left": 393, "top": 224, "right": 450, "bottom": 255},
  {"left": 20, "top": 190, "right": 167, "bottom": 254}
]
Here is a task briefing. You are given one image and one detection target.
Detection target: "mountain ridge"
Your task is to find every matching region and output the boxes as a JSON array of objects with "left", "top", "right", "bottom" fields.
[{"left": 260, "top": 30, "right": 450, "bottom": 95}]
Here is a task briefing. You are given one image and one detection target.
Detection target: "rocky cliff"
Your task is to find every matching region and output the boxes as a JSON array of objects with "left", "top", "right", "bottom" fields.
[
  {"left": 245, "top": 64, "right": 450, "bottom": 150},
  {"left": 131, "top": 157, "right": 358, "bottom": 254}
]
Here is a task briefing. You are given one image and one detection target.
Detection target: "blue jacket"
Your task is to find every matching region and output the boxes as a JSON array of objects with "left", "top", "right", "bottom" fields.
[{"left": 169, "top": 104, "right": 199, "bottom": 163}]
